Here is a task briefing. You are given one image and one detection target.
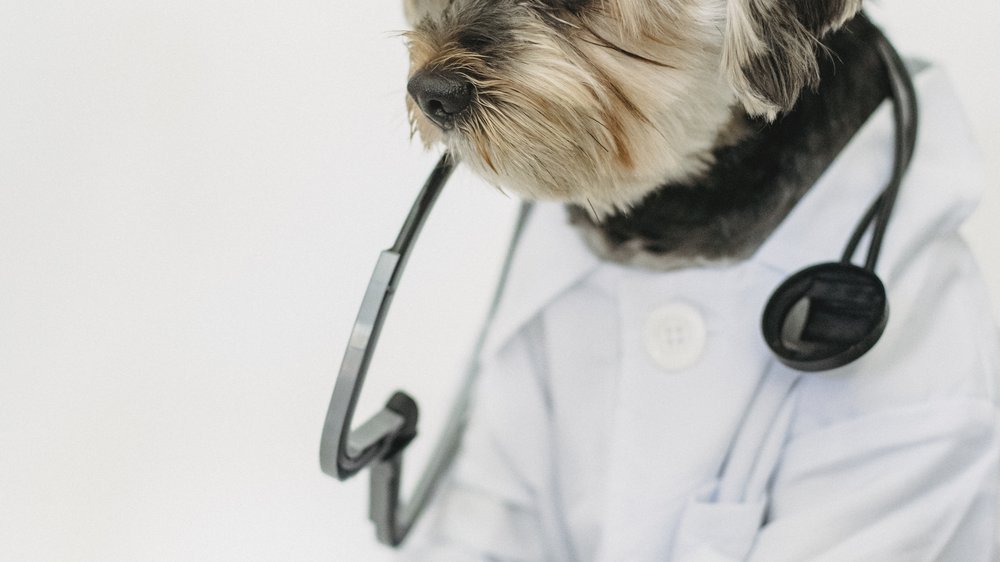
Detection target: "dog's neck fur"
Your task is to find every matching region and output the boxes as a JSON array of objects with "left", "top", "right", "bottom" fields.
[{"left": 569, "top": 17, "right": 891, "bottom": 271}]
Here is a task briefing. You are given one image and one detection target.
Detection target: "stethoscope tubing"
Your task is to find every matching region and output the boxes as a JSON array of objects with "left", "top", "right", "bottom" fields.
[{"left": 841, "top": 23, "right": 919, "bottom": 269}]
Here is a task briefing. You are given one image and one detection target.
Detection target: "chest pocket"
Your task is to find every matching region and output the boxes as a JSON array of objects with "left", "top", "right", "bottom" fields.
[
  {"left": 669, "top": 482, "right": 767, "bottom": 561},
  {"left": 669, "top": 367, "right": 802, "bottom": 561}
]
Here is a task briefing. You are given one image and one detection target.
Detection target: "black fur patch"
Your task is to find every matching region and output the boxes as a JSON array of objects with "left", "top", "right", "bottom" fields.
[
  {"left": 571, "top": 17, "right": 892, "bottom": 265},
  {"left": 560, "top": 0, "right": 592, "bottom": 14},
  {"left": 791, "top": 0, "right": 855, "bottom": 33},
  {"left": 418, "top": 1, "right": 520, "bottom": 59}
]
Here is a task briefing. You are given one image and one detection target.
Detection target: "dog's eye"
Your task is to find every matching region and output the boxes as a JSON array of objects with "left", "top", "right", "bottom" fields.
[{"left": 458, "top": 31, "right": 495, "bottom": 51}]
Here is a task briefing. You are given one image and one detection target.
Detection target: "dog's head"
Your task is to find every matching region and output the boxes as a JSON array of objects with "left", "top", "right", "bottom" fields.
[{"left": 403, "top": 0, "right": 862, "bottom": 213}]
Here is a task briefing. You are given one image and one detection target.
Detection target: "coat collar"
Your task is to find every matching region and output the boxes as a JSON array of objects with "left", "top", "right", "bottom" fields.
[
  {"left": 482, "top": 66, "right": 984, "bottom": 357},
  {"left": 752, "top": 64, "right": 984, "bottom": 279}
]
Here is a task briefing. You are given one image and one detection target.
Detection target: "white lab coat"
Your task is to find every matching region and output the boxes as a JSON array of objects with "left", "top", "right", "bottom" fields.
[{"left": 400, "top": 67, "right": 1000, "bottom": 561}]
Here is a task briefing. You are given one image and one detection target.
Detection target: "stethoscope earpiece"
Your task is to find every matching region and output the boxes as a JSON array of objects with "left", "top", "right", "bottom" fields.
[{"left": 762, "top": 262, "right": 888, "bottom": 372}]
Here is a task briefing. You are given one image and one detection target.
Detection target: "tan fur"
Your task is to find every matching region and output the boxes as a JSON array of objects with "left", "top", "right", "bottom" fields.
[{"left": 402, "top": 0, "right": 861, "bottom": 215}]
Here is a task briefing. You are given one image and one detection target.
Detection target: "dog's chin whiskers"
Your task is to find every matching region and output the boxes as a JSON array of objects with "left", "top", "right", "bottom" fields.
[
  {"left": 586, "top": 115, "right": 612, "bottom": 135},
  {"left": 647, "top": 119, "right": 670, "bottom": 145},
  {"left": 474, "top": 141, "right": 498, "bottom": 173},
  {"left": 586, "top": 129, "right": 610, "bottom": 153},
  {"left": 586, "top": 199, "right": 601, "bottom": 223}
]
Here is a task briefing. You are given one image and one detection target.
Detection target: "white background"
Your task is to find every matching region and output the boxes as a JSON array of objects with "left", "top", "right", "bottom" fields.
[{"left": 1, "top": 2, "right": 997, "bottom": 561}]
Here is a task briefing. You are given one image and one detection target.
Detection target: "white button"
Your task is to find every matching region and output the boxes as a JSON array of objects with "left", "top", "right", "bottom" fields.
[{"left": 643, "top": 302, "right": 707, "bottom": 372}]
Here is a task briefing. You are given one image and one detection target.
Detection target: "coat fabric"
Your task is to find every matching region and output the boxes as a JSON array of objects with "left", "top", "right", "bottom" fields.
[{"left": 399, "top": 66, "right": 1000, "bottom": 561}]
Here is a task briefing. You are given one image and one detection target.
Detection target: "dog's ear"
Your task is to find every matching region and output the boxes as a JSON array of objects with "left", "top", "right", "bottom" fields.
[{"left": 722, "top": 0, "right": 863, "bottom": 120}]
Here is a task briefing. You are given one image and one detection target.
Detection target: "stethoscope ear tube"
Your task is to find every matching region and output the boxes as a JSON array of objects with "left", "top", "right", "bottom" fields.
[
  {"left": 840, "top": 17, "right": 919, "bottom": 270},
  {"left": 319, "top": 152, "right": 531, "bottom": 546},
  {"left": 319, "top": 154, "right": 455, "bottom": 543}
]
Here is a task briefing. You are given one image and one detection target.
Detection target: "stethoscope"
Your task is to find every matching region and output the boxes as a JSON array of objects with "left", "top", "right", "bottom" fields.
[{"left": 319, "top": 15, "right": 918, "bottom": 547}]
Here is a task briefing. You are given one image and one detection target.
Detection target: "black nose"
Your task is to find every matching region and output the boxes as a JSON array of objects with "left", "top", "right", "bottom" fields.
[{"left": 407, "top": 71, "right": 473, "bottom": 129}]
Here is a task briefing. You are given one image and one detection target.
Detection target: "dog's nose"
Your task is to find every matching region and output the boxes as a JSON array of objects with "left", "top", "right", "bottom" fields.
[{"left": 407, "top": 71, "right": 473, "bottom": 129}]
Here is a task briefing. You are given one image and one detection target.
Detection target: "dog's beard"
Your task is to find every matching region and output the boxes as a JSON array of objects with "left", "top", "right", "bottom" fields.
[{"left": 405, "top": 3, "right": 736, "bottom": 215}]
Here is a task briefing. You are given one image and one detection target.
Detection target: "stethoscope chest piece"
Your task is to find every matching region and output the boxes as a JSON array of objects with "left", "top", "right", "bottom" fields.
[{"left": 762, "top": 262, "right": 888, "bottom": 372}]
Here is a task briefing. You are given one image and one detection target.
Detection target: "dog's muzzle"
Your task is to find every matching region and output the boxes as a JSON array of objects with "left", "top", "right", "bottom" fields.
[{"left": 407, "top": 70, "right": 473, "bottom": 130}]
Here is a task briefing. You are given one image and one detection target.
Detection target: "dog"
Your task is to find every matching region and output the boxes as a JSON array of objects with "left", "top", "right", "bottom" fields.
[{"left": 395, "top": 1, "right": 1000, "bottom": 559}]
